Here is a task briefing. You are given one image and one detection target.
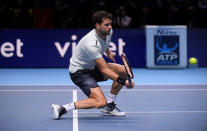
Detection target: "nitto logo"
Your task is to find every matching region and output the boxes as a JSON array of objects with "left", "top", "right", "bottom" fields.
[{"left": 157, "top": 29, "right": 178, "bottom": 35}]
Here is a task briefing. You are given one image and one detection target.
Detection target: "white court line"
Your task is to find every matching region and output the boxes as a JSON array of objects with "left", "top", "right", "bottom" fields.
[
  {"left": 73, "top": 90, "right": 78, "bottom": 131},
  {"left": 78, "top": 111, "right": 207, "bottom": 114},
  {"left": 1, "top": 89, "right": 207, "bottom": 92}
]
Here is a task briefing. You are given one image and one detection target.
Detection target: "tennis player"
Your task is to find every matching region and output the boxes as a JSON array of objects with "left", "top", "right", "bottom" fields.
[{"left": 52, "top": 10, "right": 134, "bottom": 120}]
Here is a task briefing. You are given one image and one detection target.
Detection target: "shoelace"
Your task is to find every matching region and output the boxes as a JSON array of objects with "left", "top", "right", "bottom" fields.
[{"left": 109, "top": 102, "right": 120, "bottom": 111}]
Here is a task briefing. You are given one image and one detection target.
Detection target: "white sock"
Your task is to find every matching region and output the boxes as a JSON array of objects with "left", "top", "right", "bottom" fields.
[
  {"left": 107, "top": 92, "right": 117, "bottom": 103},
  {"left": 62, "top": 102, "right": 75, "bottom": 112}
]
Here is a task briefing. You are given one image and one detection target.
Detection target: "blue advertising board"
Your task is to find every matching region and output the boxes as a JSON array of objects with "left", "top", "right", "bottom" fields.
[
  {"left": 187, "top": 29, "right": 207, "bottom": 67},
  {"left": 0, "top": 29, "right": 145, "bottom": 68},
  {"left": 146, "top": 26, "right": 187, "bottom": 69},
  {"left": 1, "top": 29, "right": 207, "bottom": 68}
]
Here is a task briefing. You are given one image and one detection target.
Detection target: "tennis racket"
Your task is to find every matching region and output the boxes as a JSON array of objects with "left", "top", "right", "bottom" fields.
[{"left": 120, "top": 54, "right": 134, "bottom": 85}]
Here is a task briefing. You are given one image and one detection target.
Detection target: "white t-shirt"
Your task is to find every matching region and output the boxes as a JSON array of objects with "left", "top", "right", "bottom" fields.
[{"left": 69, "top": 29, "right": 113, "bottom": 73}]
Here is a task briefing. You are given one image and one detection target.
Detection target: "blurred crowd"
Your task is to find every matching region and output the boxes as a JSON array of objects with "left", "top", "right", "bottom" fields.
[{"left": 0, "top": 0, "right": 207, "bottom": 29}]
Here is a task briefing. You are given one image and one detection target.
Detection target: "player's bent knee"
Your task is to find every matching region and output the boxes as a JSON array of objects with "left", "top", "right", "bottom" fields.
[
  {"left": 94, "top": 99, "right": 107, "bottom": 108},
  {"left": 89, "top": 87, "right": 107, "bottom": 108}
]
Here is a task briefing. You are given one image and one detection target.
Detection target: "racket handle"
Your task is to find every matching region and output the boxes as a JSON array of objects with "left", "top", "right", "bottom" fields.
[{"left": 128, "top": 78, "right": 132, "bottom": 85}]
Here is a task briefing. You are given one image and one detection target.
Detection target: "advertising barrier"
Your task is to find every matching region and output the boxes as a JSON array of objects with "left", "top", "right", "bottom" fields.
[
  {"left": 146, "top": 25, "right": 187, "bottom": 69},
  {"left": 1, "top": 28, "right": 207, "bottom": 68},
  {"left": 0, "top": 29, "right": 145, "bottom": 68}
]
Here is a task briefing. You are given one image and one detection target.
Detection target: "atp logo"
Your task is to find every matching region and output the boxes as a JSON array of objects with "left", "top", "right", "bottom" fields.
[{"left": 154, "top": 36, "right": 179, "bottom": 65}]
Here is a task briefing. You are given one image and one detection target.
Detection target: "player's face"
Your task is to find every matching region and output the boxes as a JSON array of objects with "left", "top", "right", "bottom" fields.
[{"left": 97, "top": 18, "right": 112, "bottom": 36}]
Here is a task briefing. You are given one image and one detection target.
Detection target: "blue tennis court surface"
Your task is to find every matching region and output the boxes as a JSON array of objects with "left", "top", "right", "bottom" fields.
[{"left": 0, "top": 68, "right": 207, "bottom": 131}]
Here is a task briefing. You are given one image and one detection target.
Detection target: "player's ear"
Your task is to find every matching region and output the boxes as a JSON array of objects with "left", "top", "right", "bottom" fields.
[{"left": 95, "top": 23, "right": 100, "bottom": 29}]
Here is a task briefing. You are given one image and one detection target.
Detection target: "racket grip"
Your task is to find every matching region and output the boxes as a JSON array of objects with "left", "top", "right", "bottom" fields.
[{"left": 128, "top": 78, "right": 132, "bottom": 85}]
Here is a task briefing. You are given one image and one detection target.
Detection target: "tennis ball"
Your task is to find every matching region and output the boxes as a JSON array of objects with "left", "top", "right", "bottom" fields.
[{"left": 189, "top": 57, "right": 197, "bottom": 65}]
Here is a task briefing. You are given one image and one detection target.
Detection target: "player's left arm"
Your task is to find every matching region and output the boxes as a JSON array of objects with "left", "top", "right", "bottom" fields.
[
  {"left": 94, "top": 57, "right": 132, "bottom": 88},
  {"left": 105, "top": 48, "right": 116, "bottom": 62}
]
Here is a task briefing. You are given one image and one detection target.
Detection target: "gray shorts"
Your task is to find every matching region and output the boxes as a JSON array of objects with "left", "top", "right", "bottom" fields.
[{"left": 69, "top": 66, "right": 108, "bottom": 97}]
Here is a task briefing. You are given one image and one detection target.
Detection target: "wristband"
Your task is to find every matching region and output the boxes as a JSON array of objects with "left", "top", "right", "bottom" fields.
[{"left": 117, "top": 77, "right": 126, "bottom": 85}]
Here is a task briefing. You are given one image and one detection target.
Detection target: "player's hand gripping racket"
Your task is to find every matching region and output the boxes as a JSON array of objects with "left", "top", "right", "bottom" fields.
[{"left": 121, "top": 54, "right": 134, "bottom": 87}]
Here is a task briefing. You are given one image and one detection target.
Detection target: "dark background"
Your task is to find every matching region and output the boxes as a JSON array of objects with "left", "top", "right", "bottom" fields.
[{"left": 1, "top": 0, "right": 207, "bottom": 29}]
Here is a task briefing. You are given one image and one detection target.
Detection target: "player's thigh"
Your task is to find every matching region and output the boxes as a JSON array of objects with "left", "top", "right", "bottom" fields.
[
  {"left": 107, "top": 63, "right": 126, "bottom": 76},
  {"left": 70, "top": 71, "right": 100, "bottom": 97}
]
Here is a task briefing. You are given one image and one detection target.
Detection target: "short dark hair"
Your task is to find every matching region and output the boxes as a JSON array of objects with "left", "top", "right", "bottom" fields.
[{"left": 92, "top": 11, "right": 112, "bottom": 25}]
